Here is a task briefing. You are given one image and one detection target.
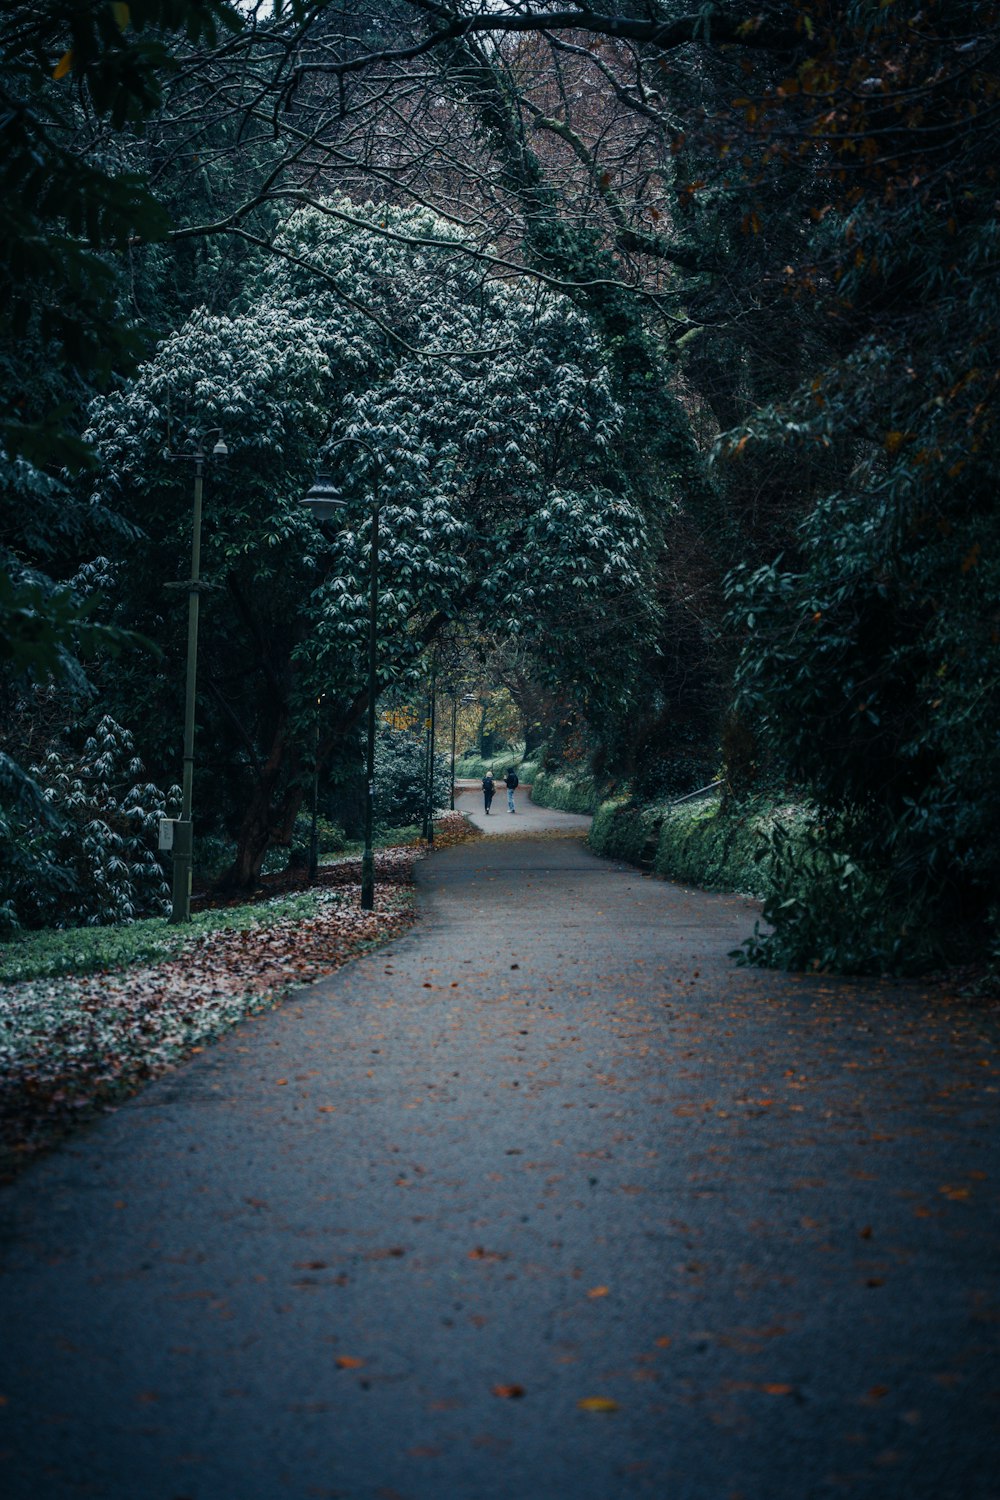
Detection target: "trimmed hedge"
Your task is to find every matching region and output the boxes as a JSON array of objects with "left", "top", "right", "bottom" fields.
[
  {"left": 588, "top": 795, "right": 807, "bottom": 897},
  {"left": 529, "top": 769, "right": 601, "bottom": 815},
  {"left": 588, "top": 799, "right": 659, "bottom": 863},
  {"left": 588, "top": 797, "right": 951, "bottom": 975}
]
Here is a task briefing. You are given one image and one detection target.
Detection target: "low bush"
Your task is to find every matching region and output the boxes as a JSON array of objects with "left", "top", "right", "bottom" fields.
[
  {"left": 1, "top": 716, "right": 177, "bottom": 933},
  {"left": 592, "top": 793, "right": 958, "bottom": 976},
  {"left": 654, "top": 797, "right": 773, "bottom": 894},
  {"left": 588, "top": 799, "right": 658, "bottom": 864},
  {"left": 735, "top": 813, "right": 945, "bottom": 976},
  {"left": 374, "top": 730, "right": 450, "bottom": 831},
  {"left": 530, "top": 769, "right": 600, "bottom": 814}
]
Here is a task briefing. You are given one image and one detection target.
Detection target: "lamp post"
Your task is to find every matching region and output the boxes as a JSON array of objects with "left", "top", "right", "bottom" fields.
[
  {"left": 422, "top": 657, "right": 437, "bottom": 844},
  {"left": 448, "top": 690, "right": 478, "bottom": 810},
  {"left": 301, "top": 446, "right": 381, "bottom": 911},
  {"left": 167, "top": 429, "right": 227, "bottom": 924},
  {"left": 447, "top": 686, "right": 458, "bottom": 812},
  {"left": 307, "top": 693, "right": 324, "bottom": 885}
]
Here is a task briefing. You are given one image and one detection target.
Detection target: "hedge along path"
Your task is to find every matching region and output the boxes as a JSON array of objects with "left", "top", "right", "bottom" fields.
[{"left": 0, "top": 817, "right": 475, "bottom": 1177}]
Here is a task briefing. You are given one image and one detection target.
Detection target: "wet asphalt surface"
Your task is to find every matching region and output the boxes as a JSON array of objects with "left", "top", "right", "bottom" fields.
[{"left": 1, "top": 803, "right": 999, "bottom": 1500}]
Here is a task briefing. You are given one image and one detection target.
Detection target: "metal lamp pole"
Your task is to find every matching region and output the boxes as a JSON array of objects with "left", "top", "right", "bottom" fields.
[
  {"left": 449, "top": 687, "right": 458, "bottom": 811},
  {"left": 301, "top": 445, "right": 380, "bottom": 911},
  {"left": 308, "top": 694, "right": 323, "bottom": 885},
  {"left": 360, "top": 476, "right": 380, "bottom": 909},
  {"left": 451, "top": 691, "right": 477, "bottom": 809},
  {"left": 423, "top": 658, "right": 437, "bottom": 845},
  {"left": 168, "top": 430, "right": 227, "bottom": 924}
]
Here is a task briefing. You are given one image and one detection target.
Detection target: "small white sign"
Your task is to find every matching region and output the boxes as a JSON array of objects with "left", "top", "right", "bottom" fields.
[{"left": 158, "top": 818, "right": 175, "bottom": 852}]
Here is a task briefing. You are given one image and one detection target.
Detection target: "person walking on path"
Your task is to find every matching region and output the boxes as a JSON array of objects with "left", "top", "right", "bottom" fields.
[
  {"left": 505, "top": 767, "right": 519, "bottom": 813},
  {"left": 482, "top": 769, "right": 495, "bottom": 814}
]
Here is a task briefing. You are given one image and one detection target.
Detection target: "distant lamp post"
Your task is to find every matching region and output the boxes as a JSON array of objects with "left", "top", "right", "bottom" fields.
[
  {"left": 301, "top": 447, "right": 381, "bottom": 910},
  {"left": 449, "top": 691, "right": 478, "bottom": 810},
  {"left": 307, "top": 692, "right": 325, "bottom": 885},
  {"left": 166, "top": 429, "right": 228, "bottom": 924},
  {"left": 422, "top": 657, "right": 437, "bottom": 844}
]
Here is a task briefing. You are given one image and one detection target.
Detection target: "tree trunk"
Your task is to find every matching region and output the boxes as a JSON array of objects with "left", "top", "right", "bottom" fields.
[{"left": 216, "top": 714, "right": 295, "bottom": 891}]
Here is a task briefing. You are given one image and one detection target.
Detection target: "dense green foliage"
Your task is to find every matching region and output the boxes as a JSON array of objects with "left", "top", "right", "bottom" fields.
[{"left": 529, "top": 770, "right": 601, "bottom": 817}]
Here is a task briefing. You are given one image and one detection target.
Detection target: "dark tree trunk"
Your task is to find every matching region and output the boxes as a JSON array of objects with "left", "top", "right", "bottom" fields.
[{"left": 216, "top": 714, "right": 296, "bottom": 891}]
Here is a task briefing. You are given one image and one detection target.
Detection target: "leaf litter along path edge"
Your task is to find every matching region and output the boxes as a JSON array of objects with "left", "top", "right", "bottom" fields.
[
  {"left": 0, "top": 815, "right": 475, "bottom": 1179},
  {"left": 1, "top": 829, "right": 998, "bottom": 1499}
]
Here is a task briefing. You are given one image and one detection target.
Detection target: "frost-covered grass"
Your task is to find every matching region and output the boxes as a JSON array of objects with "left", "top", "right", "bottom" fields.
[
  {"left": 0, "top": 820, "right": 460, "bottom": 985},
  {"left": 0, "top": 893, "right": 324, "bottom": 984}
]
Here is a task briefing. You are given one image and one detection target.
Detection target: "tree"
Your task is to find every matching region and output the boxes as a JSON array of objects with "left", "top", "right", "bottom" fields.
[{"left": 88, "top": 199, "right": 654, "bottom": 889}]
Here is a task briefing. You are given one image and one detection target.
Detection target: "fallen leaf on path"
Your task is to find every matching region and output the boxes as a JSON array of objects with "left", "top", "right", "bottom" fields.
[
  {"left": 492, "top": 1384, "right": 525, "bottom": 1399},
  {"left": 335, "top": 1355, "right": 364, "bottom": 1369},
  {"left": 587, "top": 1286, "right": 609, "bottom": 1298},
  {"left": 578, "top": 1396, "right": 620, "bottom": 1413}
]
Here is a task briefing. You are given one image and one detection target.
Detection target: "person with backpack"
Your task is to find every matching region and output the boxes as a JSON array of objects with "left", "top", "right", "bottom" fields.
[
  {"left": 505, "top": 766, "right": 519, "bottom": 813},
  {"left": 482, "top": 769, "right": 495, "bottom": 814}
]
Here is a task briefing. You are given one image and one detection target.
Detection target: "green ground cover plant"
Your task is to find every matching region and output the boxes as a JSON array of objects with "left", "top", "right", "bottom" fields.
[
  {"left": 0, "top": 892, "right": 327, "bottom": 985},
  {"left": 529, "top": 770, "right": 600, "bottom": 815}
]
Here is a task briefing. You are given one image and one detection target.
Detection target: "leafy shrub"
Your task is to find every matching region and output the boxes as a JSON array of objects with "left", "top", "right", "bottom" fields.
[
  {"left": 530, "top": 769, "right": 600, "bottom": 814},
  {"left": 0, "top": 751, "right": 69, "bottom": 939},
  {"left": 193, "top": 833, "right": 236, "bottom": 886},
  {"left": 734, "top": 814, "right": 940, "bottom": 976},
  {"left": 283, "top": 812, "right": 348, "bottom": 871},
  {"left": 374, "top": 728, "right": 450, "bottom": 831},
  {"left": 2, "top": 716, "right": 178, "bottom": 930},
  {"left": 588, "top": 799, "right": 658, "bottom": 864},
  {"left": 654, "top": 797, "right": 770, "bottom": 893}
]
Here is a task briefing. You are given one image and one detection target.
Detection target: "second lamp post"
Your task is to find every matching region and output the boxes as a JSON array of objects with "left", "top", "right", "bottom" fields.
[{"left": 302, "top": 448, "right": 381, "bottom": 911}]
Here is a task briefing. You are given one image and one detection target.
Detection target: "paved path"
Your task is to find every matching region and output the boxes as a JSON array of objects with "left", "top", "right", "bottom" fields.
[
  {"left": 455, "top": 785, "right": 592, "bottom": 834},
  {"left": 1, "top": 835, "right": 998, "bottom": 1499}
]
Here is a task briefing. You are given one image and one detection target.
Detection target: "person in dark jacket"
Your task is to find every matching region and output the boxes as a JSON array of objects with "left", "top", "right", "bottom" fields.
[
  {"left": 505, "top": 767, "right": 519, "bottom": 813},
  {"left": 482, "top": 770, "right": 495, "bottom": 814}
]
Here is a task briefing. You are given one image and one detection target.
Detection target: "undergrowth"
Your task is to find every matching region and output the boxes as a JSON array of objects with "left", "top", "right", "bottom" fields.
[
  {"left": 530, "top": 769, "right": 600, "bottom": 815},
  {"left": 590, "top": 795, "right": 964, "bottom": 977}
]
